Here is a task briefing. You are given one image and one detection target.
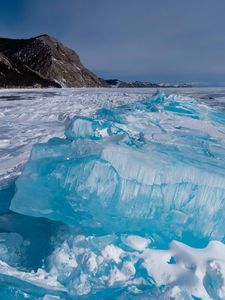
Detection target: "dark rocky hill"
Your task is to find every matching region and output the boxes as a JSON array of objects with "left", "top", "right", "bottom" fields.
[
  {"left": 0, "top": 34, "right": 103, "bottom": 88},
  {"left": 105, "top": 79, "right": 191, "bottom": 88}
]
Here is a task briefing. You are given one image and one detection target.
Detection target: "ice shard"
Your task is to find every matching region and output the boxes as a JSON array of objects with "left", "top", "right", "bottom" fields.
[{"left": 10, "top": 92, "right": 225, "bottom": 241}]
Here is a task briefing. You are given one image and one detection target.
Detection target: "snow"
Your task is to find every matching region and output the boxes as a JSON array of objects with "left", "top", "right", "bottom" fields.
[
  {"left": 122, "top": 235, "right": 150, "bottom": 251},
  {"left": 141, "top": 240, "right": 225, "bottom": 299},
  {"left": 102, "top": 244, "right": 124, "bottom": 263}
]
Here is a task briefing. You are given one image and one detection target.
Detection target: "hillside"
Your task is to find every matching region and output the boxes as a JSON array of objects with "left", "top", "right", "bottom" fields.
[{"left": 0, "top": 35, "right": 103, "bottom": 88}]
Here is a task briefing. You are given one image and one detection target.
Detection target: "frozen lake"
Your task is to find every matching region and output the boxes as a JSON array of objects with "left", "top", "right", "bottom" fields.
[
  {"left": 0, "top": 87, "right": 225, "bottom": 299},
  {"left": 1, "top": 87, "right": 225, "bottom": 187}
]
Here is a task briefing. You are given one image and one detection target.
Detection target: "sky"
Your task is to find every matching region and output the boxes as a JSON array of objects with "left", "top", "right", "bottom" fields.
[{"left": 0, "top": 0, "right": 225, "bottom": 84}]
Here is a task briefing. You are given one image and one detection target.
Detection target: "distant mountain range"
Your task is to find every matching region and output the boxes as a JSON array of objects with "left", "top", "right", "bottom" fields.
[
  {"left": 0, "top": 35, "right": 191, "bottom": 89},
  {"left": 103, "top": 79, "right": 191, "bottom": 88}
]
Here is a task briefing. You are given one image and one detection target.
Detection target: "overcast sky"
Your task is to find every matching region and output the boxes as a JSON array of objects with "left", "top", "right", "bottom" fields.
[{"left": 1, "top": 0, "right": 225, "bottom": 84}]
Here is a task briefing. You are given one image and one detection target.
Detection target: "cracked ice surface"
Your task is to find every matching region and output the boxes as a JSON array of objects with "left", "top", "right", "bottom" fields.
[
  {"left": 0, "top": 88, "right": 152, "bottom": 187},
  {"left": 1, "top": 87, "right": 225, "bottom": 186}
]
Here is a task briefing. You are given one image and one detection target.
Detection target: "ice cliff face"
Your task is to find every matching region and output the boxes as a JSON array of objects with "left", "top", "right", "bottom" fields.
[{"left": 10, "top": 92, "right": 225, "bottom": 242}]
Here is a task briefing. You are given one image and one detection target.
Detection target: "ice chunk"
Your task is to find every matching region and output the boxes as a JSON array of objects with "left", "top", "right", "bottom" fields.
[
  {"left": 65, "top": 116, "right": 103, "bottom": 140},
  {"left": 46, "top": 233, "right": 225, "bottom": 298},
  {"left": 122, "top": 235, "right": 150, "bottom": 251},
  {"left": 0, "top": 259, "right": 65, "bottom": 292},
  {"left": 0, "top": 231, "right": 224, "bottom": 299},
  {"left": 0, "top": 233, "right": 25, "bottom": 267},
  {"left": 10, "top": 92, "right": 225, "bottom": 241}
]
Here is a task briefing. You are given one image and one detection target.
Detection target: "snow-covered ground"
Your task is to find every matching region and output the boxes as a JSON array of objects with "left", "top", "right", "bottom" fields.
[{"left": 1, "top": 87, "right": 225, "bottom": 187}]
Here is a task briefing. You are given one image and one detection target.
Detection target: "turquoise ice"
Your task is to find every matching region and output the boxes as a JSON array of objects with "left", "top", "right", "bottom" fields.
[
  {"left": 0, "top": 91, "right": 224, "bottom": 299},
  {"left": 10, "top": 92, "right": 225, "bottom": 242}
]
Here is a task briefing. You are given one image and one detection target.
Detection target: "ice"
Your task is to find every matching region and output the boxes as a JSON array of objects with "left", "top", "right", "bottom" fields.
[
  {"left": 1, "top": 86, "right": 225, "bottom": 187},
  {"left": 1, "top": 88, "right": 225, "bottom": 299},
  {"left": 0, "top": 88, "right": 153, "bottom": 187},
  {"left": 0, "top": 259, "right": 65, "bottom": 297},
  {"left": 0, "top": 230, "right": 224, "bottom": 298},
  {"left": 10, "top": 92, "right": 225, "bottom": 241},
  {"left": 43, "top": 233, "right": 225, "bottom": 298},
  {"left": 122, "top": 235, "right": 150, "bottom": 251},
  {"left": 0, "top": 233, "right": 25, "bottom": 267}
]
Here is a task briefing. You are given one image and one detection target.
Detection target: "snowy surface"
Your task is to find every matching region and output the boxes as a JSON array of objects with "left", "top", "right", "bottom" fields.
[
  {"left": 0, "top": 88, "right": 151, "bottom": 186},
  {"left": 1, "top": 87, "right": 225, "bottom": 187}
]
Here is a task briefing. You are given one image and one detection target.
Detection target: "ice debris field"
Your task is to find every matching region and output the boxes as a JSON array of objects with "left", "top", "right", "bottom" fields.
[{"left": 0, "top": 88, "right": 225, "bottom": 299}]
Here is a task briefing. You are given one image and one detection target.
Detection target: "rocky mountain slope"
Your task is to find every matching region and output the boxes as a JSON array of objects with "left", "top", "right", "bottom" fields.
[{"left": 0, "top": 34, "right": 103, "bottom": 88}]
